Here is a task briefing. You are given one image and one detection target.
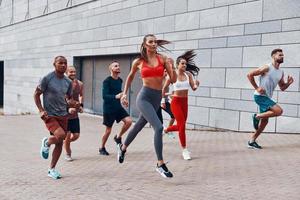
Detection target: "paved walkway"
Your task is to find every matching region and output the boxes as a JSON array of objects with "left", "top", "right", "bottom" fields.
[{"left": 0, "top": 114, "right": 299, "bottom": 200}]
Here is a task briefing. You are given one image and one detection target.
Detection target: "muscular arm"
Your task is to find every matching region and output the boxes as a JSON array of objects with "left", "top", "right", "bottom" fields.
[
  {"left": 278, "top": 73, "right": 294, "bottom": 91},
  {"left": 34, "top": 87, "right": 45, "bottom": 112},
  {"left": 66, "top": 82, "right": 80, "bottom": 109},
  {"left": 247, "top": 65, "right": 269, "bottom": 92}
]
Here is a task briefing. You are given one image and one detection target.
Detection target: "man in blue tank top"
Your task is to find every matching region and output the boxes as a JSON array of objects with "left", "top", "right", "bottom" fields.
[{"left": 247, "top": 49, "right": 294, "bottom": 149}]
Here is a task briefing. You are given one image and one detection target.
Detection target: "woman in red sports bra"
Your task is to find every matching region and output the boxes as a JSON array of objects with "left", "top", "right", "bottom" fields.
[{"left": 119, "top": 34, "right": 177, "bottom": 178}]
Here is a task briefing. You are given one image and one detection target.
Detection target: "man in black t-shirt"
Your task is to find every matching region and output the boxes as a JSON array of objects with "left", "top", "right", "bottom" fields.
[{"left": 99, "top": 61, "right": 132, "bottom": 156}]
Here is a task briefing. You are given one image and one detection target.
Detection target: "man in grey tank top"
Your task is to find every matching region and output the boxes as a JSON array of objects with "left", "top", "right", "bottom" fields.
[{"left": 247, "top": 49, "right": 294, "bottom": 149}]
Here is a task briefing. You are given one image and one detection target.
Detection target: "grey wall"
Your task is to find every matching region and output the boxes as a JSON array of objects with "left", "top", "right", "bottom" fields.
[{"left": 0, "top": 0, "right": 300, "bottom": 133}]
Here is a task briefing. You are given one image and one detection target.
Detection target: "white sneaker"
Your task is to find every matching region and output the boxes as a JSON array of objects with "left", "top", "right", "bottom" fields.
[
  {"left": 182, "top": 148, "right": 191, "bottom": 160},
  {"left": 65, "top": 155, "right": 73, "bottom": 162}
]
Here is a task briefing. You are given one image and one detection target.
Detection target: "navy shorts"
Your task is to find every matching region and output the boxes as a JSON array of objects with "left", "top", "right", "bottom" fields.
[
  {"left": 67, "top": 118, "right": 80, "bottom": 133},
  {"left": 103, "top": 108, "right": 129, "bottom": 128}
]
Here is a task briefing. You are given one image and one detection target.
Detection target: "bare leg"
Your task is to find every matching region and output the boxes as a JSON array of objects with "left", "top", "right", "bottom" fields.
[
  {"left": 116, "top": 116, "right": 132, "bottom": 139},
  {"left": 101, "top": 127, "right": 112, "bottom": 148},
  {"left": 257, "top": 104, "right": 283, "bottom": 119},
  {"left": 64, "top": 132, "right": 80, "bottom": 156},
  {"left": 251, "top": 118, "right": 269, "bottom": 141},
  {"left": 50, "top": 127, "right": 66, "bottom": 168}
]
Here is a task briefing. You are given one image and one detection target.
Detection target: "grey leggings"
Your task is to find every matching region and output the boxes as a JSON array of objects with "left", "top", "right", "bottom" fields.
[{"left": 124, "top": 86, "right": 164, "bottom": 160}]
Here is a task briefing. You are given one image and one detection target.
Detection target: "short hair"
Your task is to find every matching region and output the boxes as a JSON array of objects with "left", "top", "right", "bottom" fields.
[
  {"left": 108, "top": 61, "right": 119, "bottom": 70},
  {"left": 271, "top": 48, "right": 283, "bottom": 56},
  {"left": 67, "top": 65, "right": 76, "bottom": 72}
]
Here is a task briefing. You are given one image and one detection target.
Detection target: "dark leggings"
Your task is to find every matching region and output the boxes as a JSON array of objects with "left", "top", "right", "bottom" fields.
[
  {"left": 124, "top": 86, "right": 164, "bottom": 160},
  {"left": 157, "top": 101, "right": 174, "bottom": 124}
]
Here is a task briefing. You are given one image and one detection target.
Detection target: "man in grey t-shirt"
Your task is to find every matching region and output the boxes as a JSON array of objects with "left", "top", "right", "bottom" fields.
[
  {"left": 34, "top": 56, "right": 80, "bottom": 179},
  {"left": 247, "top": 49, "right": 293, "bottom": 149}
]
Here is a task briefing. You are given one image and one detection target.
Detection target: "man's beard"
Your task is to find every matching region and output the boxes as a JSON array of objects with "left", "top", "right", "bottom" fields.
[{"left": 277, "top": 58, "right": 284, "bottom": 64}]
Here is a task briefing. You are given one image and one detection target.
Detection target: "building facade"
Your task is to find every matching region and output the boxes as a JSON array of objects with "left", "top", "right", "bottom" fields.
[{"left": 0, "top": 0, "right": 300, "bottom": 133}]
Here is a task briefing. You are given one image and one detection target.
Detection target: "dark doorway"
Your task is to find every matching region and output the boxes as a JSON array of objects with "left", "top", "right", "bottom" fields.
[{"left": 0, "top": 61, "right": 3, "bottom": 108}]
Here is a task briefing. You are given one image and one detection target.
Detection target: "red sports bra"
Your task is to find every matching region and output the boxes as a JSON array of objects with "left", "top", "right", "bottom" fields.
[{"left": 140, "top": 55, "right": 164, "bottom": 78}]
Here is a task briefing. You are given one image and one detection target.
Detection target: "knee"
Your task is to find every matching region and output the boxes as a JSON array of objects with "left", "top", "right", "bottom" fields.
[
  {"left": 156, "top": 125, "right": 163, "bottom": 135},
  {"left": 125, "top": 118, "right": 132, "bottom": 127},
  {"left": 277, "top": 108, "right": 283, "bottom": 116},
  {"left": 105, "top": 128, "right": 112, "bottom": 135},
  {"left": 73, "top": 134, "right": 80, "bottom": 141},
  {"left": 56, "top": 134, "right": 65, "bottom": 142}
]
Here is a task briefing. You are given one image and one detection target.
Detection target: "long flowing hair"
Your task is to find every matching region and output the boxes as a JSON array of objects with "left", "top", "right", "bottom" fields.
[
  {"left": 139, "top": 34, "right": 171, "bottom": 62},
  {"left": 176, "top": 50, "right": 199, "bottom": 76}
]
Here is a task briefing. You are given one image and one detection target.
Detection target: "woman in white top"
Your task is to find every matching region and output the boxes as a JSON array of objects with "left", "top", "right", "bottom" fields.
[{"left": 162, "top": 50, "right": 200, "bottom": 160}]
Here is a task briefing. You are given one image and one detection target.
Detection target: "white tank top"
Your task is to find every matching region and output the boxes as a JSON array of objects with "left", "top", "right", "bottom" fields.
[
  {"left": 254, "top": 63, "right": 283, "bottom": 98},
  {"left": 173, "top": 73, "right": 190, "bottom": 91}
]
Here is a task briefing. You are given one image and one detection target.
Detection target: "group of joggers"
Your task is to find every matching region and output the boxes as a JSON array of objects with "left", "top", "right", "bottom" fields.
[{"left": 34, "top": 34, "right": 293, "bottom": 179}]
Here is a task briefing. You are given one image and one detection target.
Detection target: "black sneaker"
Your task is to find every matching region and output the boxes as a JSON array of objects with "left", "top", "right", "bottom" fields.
[
  {"left": 252, "top": 114, "right": 260, "bottom": 130},
  {"left": 248, "top": 141, "right": 262, "bottom": 149},
  {"left": 156, "top": 163, "right": 173, "bottom": 178},
  {"left": 118, "top": 144, "right": 126, "bottom": 163},
  {"left": 114, "top": 135, "right": 122, "bottom": 145},
  {"left": 99, "top": 147, "right": 110, "bottom": 155}
]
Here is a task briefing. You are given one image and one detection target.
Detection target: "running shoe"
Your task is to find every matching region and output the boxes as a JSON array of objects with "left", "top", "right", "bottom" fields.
[
  {"left": 163, "top": 127, "right": 175, "bottom": 139},
  {"left": 40, "top": 137, "right": 49, "bottom": 159},
  {"left": 114, "top": 135, "right": 122, "bottom": 145},
  {"left": 48, "top": 168, "right": 61, "bottom": 179},
  {"left": 117, "top": 144, "right": 126, "bottom": 163},
  {"left": 182, "top": 148, "right": 191, "bottom": 160},
  {"left": 156, "top": 163, "right": 173, "bottom": 178},
  {"left": 248, "top": 141, "right": 262, "bottom": 149},
  {"left": 99, "top": 147, "right": 109, "bottom": 156},
  {"left": 65, "top": 155, "right": 73, "bottom": 162}
]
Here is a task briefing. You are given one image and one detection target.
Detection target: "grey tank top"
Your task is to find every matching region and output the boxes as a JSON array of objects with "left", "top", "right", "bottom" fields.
[{"left": 254, "top": 63, "right": 283, "bottom": 98}]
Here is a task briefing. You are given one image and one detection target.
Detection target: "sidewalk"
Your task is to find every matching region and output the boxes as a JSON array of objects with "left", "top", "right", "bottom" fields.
[{"left": 0, "top": 114, "right": 299, "bottom": 200}]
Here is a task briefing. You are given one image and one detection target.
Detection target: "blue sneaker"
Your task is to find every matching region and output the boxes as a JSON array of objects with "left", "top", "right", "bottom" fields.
[
  {"left": 252, "top": 114, "right": 260, "bottom": 130},
  {"left": 48, "top": 168, "right": 61, "bottom": 179},
  {"left": 40, "top": 137, "right": 49, "bottom": 159}
]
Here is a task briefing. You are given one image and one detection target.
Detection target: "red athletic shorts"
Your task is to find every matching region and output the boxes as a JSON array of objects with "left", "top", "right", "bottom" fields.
[{"left": 43, "top": 116, "right": 68, "bottom": 134}]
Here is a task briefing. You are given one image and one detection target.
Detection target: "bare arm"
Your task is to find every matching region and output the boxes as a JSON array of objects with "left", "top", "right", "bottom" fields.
[
  {"left": 162, "top": 78, "right": 171, "bottom": 97},
  {"left": 79, "top": 81, "right": 84, "bottom": 112},
  {"left": 163, "top": 55, "right": 177, "bottom": 83},
  {"left": 121, "top": 58, "right": 140, "bottom": 107},
  {"left": 187, "top": 72, "right": 199, "bottom": 91},
  {"left": 34, "top": 87, "right": 48, "bottom": 120},
  {"left": 247, "top": 65, "right": 269, "bottom": 94},
  {"left": 79, "top": 82, "right": 84, "bottom": 105},
  {"left": 278, "top": 73, "right": 294, "bottom": 91}
]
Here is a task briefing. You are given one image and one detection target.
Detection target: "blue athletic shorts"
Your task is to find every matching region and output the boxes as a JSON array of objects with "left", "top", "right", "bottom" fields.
[{"left": 254, "top": 94, "right": 276, "bottom": 113}]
